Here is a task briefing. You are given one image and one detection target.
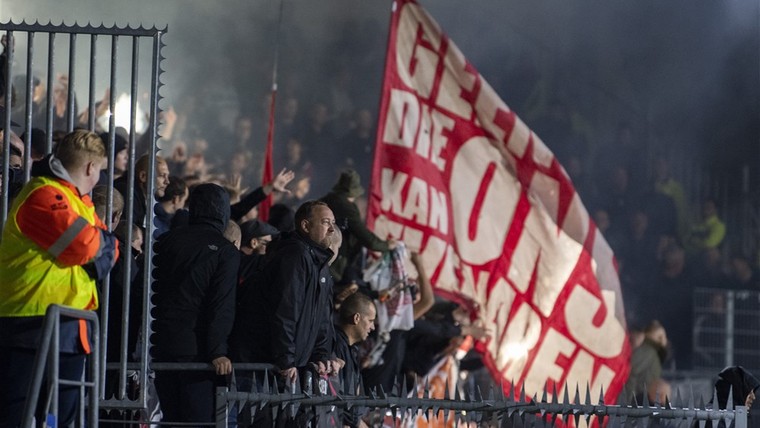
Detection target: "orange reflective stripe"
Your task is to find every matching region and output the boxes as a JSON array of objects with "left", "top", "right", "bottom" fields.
[{"left": 79, "top": 319, "right": 91, "bottom": 354}]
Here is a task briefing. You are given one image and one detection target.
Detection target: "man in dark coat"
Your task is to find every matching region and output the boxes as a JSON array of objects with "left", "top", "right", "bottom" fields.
[
  {"left": 334, "top": 292, "right": 376, "bottom": 428},
  {"left": 152, "top": 183, "right": 240, "bottom": 424},
  {"left": 320, "top": 169, "right": 396, "bottom": 284},
  {"left": 231, "top": 200, "right": 338, "bottom": 383}
]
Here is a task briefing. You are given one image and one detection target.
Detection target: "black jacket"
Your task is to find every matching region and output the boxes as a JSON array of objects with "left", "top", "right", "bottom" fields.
[
  {"left": 152, "top": 184, "right": 239, "bottom": 361},
  {"left": 230, "top": 231, "right": 334, "bottom": 369},
  {"left": 334, "top": 327, "right": 361, "bottom": 428}
]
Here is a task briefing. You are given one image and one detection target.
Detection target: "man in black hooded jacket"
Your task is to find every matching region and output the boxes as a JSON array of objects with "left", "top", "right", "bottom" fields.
[{"left": 152, "top": 183, "right": 240, "bottom": 424}]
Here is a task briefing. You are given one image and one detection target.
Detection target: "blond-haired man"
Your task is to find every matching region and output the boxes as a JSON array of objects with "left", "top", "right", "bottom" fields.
[{"left": 0, "top": 130, "right": 120, "bottom": 427}]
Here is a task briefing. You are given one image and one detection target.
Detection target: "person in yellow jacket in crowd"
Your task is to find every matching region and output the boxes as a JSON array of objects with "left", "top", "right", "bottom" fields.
[{"left": 0, "top": 130, "right": 119, "bottom": 428}]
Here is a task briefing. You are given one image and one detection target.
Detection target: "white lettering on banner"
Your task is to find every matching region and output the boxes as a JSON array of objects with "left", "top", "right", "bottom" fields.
[
  {"left": 435, "top": 43, "right": 476, "bottom": 121},
  {"left": 564, "top": 349, "right": 617, "bottom": 403},
  {"left": 383, "top": 90, "right": 453, "bottom": 172},
  {"left": 498, "top": 302, "right": 542, "bottom": 379},
  {"left": 565, "top": 288, "right": 626, "bottom": 358},
  {"left": 396, "top": 5, "right": 440, "bottom": 99},
  {"left": 523, "top": 328, "right": 576, "bottom": 394},
  {"left": 450, "top": 136, "right": 515, "bottom": 265},
  {"left": 416, "top": 105, "right": 453, "bottom": 171},
  {"left": 369, "top": 0, "right": 630, "bottom": 407},
  {"left": 383, "top": 89, "right": 419, "bottom": 149},
  {"left": 501, "top": 194, "right": 583, "bottom": 315},
  {"left": 380, "top": 168, "right": 449, "bottom": 234},
  {"left": 380, "top": 169, "right": 408, "bottom": 213}
]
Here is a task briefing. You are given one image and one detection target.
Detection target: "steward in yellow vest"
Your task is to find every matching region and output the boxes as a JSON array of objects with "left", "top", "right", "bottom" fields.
[{"left": 0, "top": 130, "right": 119, "bottom": 427}]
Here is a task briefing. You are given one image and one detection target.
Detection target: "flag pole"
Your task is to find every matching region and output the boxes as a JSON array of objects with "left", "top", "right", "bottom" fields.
[{"left": 259, "top": 0, "right": 284, "bottom": 222}]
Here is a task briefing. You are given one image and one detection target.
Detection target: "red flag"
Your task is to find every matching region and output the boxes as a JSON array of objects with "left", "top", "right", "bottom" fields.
[
  {"left": 368, "top": 0, "right": 630, "bottom": 411},
  {"left": 259, "top": 89, "right": 276, "bottom": 222}
]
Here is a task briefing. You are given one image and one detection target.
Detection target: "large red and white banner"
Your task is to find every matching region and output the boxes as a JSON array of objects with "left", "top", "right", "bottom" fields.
[{"left": 368, "top": 0, "right": 630, "bottom": 407}]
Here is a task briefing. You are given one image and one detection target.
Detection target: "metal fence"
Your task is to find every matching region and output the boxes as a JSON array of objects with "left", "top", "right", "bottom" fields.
[
  {"left": 693, "top": 287, "right": 760, "bottom": 374},
  {"left": 0, "top": 19, "right": 166, "bottom": 415},
  {"left": 215, "top": 370, "right": 748, "bottom": 428}
]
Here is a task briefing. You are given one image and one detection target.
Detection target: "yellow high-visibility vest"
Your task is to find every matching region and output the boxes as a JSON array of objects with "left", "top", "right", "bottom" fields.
[{"left": 0, "top": 176, "right": 99, "bottom": 317}]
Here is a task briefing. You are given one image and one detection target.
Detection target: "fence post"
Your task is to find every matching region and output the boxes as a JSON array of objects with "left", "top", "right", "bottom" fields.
[{"left": 216, "top": 386, "right": 229, "bottom": 428}]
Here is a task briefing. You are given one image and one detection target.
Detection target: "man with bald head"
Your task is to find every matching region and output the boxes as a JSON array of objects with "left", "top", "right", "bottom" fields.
[{"left": 231, "top": 200, "right": 339, "bottom": 385}]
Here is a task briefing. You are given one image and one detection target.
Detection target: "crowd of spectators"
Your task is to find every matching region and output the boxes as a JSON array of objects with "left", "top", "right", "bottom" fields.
[{"left": 0, "top": 15, "right": 758, "bottom": 424}]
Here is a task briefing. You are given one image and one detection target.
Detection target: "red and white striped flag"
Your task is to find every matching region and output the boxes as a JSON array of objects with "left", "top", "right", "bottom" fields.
[{"left": 367, "top": 0, "right": 630, "bottom": 410}]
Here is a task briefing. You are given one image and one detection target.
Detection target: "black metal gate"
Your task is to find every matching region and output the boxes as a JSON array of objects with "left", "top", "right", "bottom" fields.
[{"left": 0, "top": 19, "right": 166, "bottom": 420}]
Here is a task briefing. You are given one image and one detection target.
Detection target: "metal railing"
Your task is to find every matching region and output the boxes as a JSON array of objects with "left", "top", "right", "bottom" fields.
[
  {"left": 22, "top": 304, "right": 100, "bottom": 428},
  {"left": 217, "top": 373, "right": 748, "bottom": 428},
  {"left": 693, "top": 287, "right": 760, "bottom": 373}
]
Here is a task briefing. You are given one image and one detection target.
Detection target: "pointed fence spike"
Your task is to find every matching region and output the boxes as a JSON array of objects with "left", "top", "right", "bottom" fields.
[
  {"left": 541, "top": 384, "right": 548, "bottom": 404},
  {"left": 696, "top": 393, "right": 705, "bottom": 411},
  {"left": 726, "top": 386, "right": 735, "bottom": 411},
  {"left": 444, "top": 382, "right": 451, "bottom": 400},
  {"left": 643, "top": 383, "right": 651, "bottom": 408},
  {"left": 562, "top": 384, "right": 570, "bottom": 405},
  {"left": 402, "top": 375, "right": 408, "bottom": 397},
  {"left": 520, "top": 383, "right": 526, "bottom": 404},
  {"left": 598, "top": 384, "right": 605, "bottom": 406},
  {"left": 585, "top": 382, "right": 592, "bottom": 405},
  {"left": 673, "top": 387, "right": 683, "bottom": 408},
  {"left": 552, "top": 383, "right": 559, "bottom": 405},
  {"left": 574, "top": 383, "right": 581, "bottom": 405},
  {"left": 263, "top": 369, "right": 270, "bottom": 393},
  {"left": 688, "top": 385, "right": 695, "bottom": 411}
]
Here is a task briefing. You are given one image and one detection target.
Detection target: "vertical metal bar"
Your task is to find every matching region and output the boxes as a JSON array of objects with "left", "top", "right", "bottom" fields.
[
  {"left": 140, "top": 30, "right": 163, "bottom": 409},
  {"left": 23, "top": 32, "right": 34, "bottom": 183},
  {"left": 99, "top": 33, "right": 118, "bottom": 400},
  {"left": 87, "top": 34, "right": 97, "bottom": 131},
  {"left": 726, "top": 290, "right": 735, "bottom": 367},
  {"left": 89, "top": 317, "right": 101, "bottom": 427},
  {"left": 117, "top": 34, "right": 140, "bottom": 401},
  {"left": 79, "top": 368, "right": 86, "bottom": 427},
  {"left": 51, "top": 314, "right": 61, "bottom": 420},
  {"left": 216, "top": 386, "right": 229, "bottom": 428},
  {"left": 1, "top": 30, "right": 14, "bottom": 235},
  {"left": 45, "top": 32, "right": 55, "bottom": 152},
  {"left": 21, "top": 305, "right": 58, "bottom": 427},
  {"left": 66, "top": 33, "right": 76, "bottom": 132}
]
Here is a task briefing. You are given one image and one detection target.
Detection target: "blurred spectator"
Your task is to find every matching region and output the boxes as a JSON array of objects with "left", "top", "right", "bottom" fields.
[
  {"left": 267, "top": 203, "right": 296, "bottom": 233},
  {"left": 237, "top": 219, "right": 280, "bottom": 285},
  {"left": 652, "top": 245, "right": 696, "bottom": 369},
  {"left": 623, "top": 320, "right": 671, "bottom": 405},
  {"left": 91, "top": 185, "right": 125, "bottom": 231},
  {"left": 652, "top": 156, "right": 689, "bottom": 239},
  {"left": 728, "top": 256, "right": 759, "bottom": 290},
  {"left": 686, "top": 199, "right": 726, "bottom": 253},
  {"left": 154, "top": 176, "right": 188, "bottom": 238},
  {"left": 113, "top": 154, "right": 170, "bottom": 231},
  {"left": 320, "top": 169, "right": 396, "bottom": 284},
  {"left": 223, "top": 220, "right": 241, "bottom": 250},
  {"left": 336, "top": 108, "right": 376, "bottom": 184}
]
